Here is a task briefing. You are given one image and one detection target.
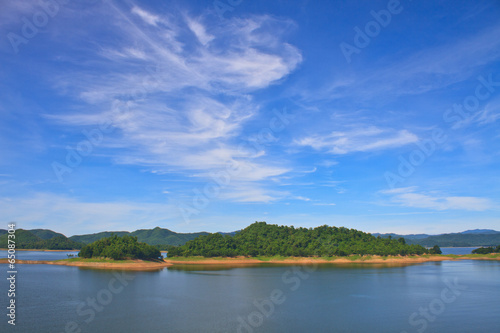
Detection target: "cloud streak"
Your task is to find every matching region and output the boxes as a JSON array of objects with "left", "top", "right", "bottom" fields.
[
  {"left": 44, "top": 3, "right": 302, "bottom": 202},
  {"left": 296, "top": 127, "right": 418, "bottom": 154},
  {"left": 380, "top": 187, "right": 494, "bottom": 211}
]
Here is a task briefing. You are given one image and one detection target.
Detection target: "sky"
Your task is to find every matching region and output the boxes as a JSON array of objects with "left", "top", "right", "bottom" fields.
[{"left": 0, "top": 0, "right": 499, "bottom": 236}]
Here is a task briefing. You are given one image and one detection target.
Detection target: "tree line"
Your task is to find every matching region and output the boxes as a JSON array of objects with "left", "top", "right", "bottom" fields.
[
  {"left": 167, "top": 222, "right": 432, "bottom": 257},
  {"left": 472, "top": 245, "right": 500, "bottom": 254}
]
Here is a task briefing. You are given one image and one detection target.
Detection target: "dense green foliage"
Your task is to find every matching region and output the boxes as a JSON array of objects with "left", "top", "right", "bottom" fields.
[
  {"left": 429, "top": 245, "right": 442, "bottom": 254},
  {"left": 472, "top": 245, "right": 500, "bottom": 254},
  {"left": 167, "top": 222, "right": 429, "bottom": 257},
  {"left": 0, "top": 229, "right": 83, "bottom": 250},
  {"left": 78, "top": 235, "right": 162, "bottom": 260},
  {"left": 70, "top": 227, "right": 209, "bottom": 246}
]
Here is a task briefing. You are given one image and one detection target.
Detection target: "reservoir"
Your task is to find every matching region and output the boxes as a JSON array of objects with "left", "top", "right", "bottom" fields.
[{"left": 0, "top": 253, "right": 499, "bottom": 332}]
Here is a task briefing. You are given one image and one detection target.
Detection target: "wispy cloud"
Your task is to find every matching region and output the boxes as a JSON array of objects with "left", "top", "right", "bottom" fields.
[
  {"left": 299, "top": 22, "right": 500, "bottom": 104},
  {"left": 44, "top": 4, "right": 302, "bottom": 202},
  {"left": 380, "top": 187, "right": 494, "bottom": 211},
  {"left": 131, "top": 5, "right": 162, "bottom": 26},
  {"left": 296, "top": 126, "right": 418, "bottom": 154},
  {"left": 452, "top": 98, "right": 500, "bottom": 129}
]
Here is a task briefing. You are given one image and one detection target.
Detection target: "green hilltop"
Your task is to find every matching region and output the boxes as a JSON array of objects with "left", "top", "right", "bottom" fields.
[
  {"left": 69, "top": 227, "right": 209, "bottom": 247},
  {"left": 167, "top": 221, "right": 432, "bottom": 257},
  {"left": 0, "top": 229, "right": 83, "bottom": 250},
  {"left": 0, "top": 227, "right": 209, "bottom": 250}
]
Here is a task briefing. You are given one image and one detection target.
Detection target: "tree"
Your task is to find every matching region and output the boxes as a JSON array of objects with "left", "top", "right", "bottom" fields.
[{"left": 429, "top": 245, "right": 442, "bottom": 255}]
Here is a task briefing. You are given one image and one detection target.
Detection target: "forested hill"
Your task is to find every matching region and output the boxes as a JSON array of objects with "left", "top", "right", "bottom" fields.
[
  {"left": 409, "top": 233, "right": 500, "bottom": 247},
  {"left": 0, "top": 229, "right": 83, "bottom": 250},
  {"left": 69, "top": 227, "right": 209, "bottom": 246},
  {"left": 375, "top": 231, "right": 500, "bottom": 247},
  {"left": 167, "top": 222, "right": 429, "bottom": 257},
  {"left": 0, "top": 227, "right": 208, "bottom": 250}
]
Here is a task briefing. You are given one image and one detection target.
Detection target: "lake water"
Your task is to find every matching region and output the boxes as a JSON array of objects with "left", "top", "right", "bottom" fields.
[
  {"left": 0, "top": 250, "right": 168, "bottom": 261},
  {"left": 0, "top": 248, "right": 478, "bottom": 262},
  {"left": 439, "top": 247, "right": 479, "bottom": 255},
  {"left": 0, "top": 255, "right": 499, "bottom": 333}
]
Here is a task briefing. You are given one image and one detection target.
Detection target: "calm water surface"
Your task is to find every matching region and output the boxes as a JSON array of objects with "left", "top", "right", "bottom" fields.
[
  {"left": 0, "top": 250, "right": 79, "bottom": 261},
  {"left": 0, "top": 256, "right": 499, "bottom": 333},
  {"left": 0, "top": 250, "right": 168, "bottom": 260},
  {"left": 439, "top": 247, "right": 479, "bottom": 255},
  {"left": 0, "top": 248, "right": 477, "bottom": 261}
]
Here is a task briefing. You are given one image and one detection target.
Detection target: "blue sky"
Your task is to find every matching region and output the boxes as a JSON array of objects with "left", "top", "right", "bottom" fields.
[{"left": 1, "top": 0, "right": 499, "bottom": 236}]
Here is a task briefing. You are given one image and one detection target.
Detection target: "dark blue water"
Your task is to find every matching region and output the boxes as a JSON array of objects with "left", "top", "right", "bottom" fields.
[
  {"left": 0, "top": 259, "right": 498, "bottom": 333},
  {"left": 0, "top": 250, "right": 79, "bottom": 261},
  {"left": 0, "top": 250, "right": 167, "bottom": 260},
  {"left": 439, "top": 247, "right": 479, "bottom": 255},
  {"left": 0, "top": 249, "right": 476, "bottom": 260}
]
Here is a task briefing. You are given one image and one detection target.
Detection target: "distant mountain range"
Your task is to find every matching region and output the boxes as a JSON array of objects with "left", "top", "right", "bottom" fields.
[
  {"left": 0, "top": 227, "right": 211, "bottom": 250},
  {"left": 1, "top": 227, "right": 499, "bottom": 250},
  {"left": 70, "top": 227, "right": 209, "bottom": 246},
  {"left": 372, "top": 229, "right": 500, "bottom": 247},
  {"left": 0, "top": 229, "right": 83, "bottom": 250}
]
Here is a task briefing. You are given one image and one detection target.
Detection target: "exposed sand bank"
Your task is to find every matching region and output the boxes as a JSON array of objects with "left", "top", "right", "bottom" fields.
[
  {"left": 1, "top": 254, "right": 498, "bottom": 270},
  {"left": 0, "top": 258, "right": 171, "bottom": 271}
]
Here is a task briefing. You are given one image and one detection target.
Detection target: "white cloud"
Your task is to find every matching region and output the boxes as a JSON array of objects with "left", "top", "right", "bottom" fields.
[
  {"left": 302, "top": 23, "right": 500, "bottom": 104},
  {"left": 380, "top": 187, "right": 494, "bottom": 211},
  {"left": 219, "top": 186, "right": 287, "bottom": 203},
  {"left": 186, "top": 18, "right": 214, "bottom": 45},
  {"left": 296, "top": 127, "right": 418, "bottom": 154},
  {"left": 44, "top": 8, "right": 302, "bottom": 202},
  {"left": 452, "top": 99, "right": 500, "bottom": 129},
  {"left": 131, "top": 6, "right": 161, "bottom": 26}
]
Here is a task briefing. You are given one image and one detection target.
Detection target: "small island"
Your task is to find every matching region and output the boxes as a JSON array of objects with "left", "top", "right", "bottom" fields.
[{"left": 0, "top": 235, "right": 171, "bottom": 270}]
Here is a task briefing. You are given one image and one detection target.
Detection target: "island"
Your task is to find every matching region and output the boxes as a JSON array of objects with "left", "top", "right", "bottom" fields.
[{"left": 2, "top": 222, "right": 499, "bottom": 270}]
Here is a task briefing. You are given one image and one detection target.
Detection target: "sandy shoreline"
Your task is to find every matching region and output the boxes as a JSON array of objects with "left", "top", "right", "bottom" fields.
[
  {"left": 1, "top": 255, "right": 498, "bottom": 270},
  {"left": 0, "top": 258, "right": 172, "bottom": 270}
]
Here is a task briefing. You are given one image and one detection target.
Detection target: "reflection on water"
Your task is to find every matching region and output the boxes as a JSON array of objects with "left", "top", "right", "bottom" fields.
[{"left": 167, "top": 261, "right": 421, "bottom": 272}]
